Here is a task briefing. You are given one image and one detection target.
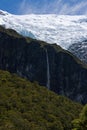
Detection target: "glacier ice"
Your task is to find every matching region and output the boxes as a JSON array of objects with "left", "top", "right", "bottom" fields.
[{"left": 0, "top": 10, "right": 87, "bottom": 49}]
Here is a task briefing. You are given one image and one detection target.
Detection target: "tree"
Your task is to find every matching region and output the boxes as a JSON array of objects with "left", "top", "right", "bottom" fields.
[{"left": 72, "top": 104, "right": 87, "bottom": 130}]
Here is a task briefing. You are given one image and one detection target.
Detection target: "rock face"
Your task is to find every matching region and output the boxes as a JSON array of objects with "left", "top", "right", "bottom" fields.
[
  {"left": 0, "top": 26, "right": 87, "bottom": 104},
  {"left": 68, "top": 40, "right": 87, "bottom": 64}
]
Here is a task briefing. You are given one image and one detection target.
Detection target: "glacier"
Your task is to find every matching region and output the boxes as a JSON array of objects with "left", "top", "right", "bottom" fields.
[{"left": 0, "top": 10, "right": 87, "bottom": 49}]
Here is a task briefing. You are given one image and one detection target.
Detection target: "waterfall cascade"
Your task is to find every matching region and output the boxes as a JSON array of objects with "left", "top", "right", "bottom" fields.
[{"left": 46, "top": 49, "right": 50, "bottom": 90}]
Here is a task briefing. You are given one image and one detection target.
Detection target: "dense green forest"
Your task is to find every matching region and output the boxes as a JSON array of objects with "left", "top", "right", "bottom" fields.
[
  {"left": 0, "top": 70, "right": 83, "bottom": 130},
  {"left": 72, "top": 104, "right": 87, "bottom": 130}
]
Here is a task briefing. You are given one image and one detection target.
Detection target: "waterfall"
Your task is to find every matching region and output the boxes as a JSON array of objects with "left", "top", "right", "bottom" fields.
[{"left": 46, "top": 49, "right": 50, "bottom": 90}]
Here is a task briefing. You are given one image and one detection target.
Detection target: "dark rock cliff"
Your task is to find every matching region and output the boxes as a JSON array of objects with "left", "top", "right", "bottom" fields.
[{"left": 0, "top": 26, "right": 87, "bottom": 104}]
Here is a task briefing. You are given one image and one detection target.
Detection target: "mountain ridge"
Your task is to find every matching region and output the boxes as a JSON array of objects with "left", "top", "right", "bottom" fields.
[{"left": 0, "top": 26, "right": 87, "bottom": 104}]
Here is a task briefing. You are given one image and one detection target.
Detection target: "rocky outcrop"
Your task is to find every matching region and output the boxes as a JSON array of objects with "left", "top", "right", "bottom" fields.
[
  {"left": 68, "top": 40, "right": 87, "bottom": 64},
  {"left": 0, "top": 26, "right": 87, "bottom": 104}
]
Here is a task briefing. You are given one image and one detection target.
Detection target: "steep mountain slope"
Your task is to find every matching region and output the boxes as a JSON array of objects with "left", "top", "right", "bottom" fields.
[
  {"left": 0, "top": 10, "right": 87, "bottom": 49},
  {"left": 68, "top": 40, "right": 87, "bottom": 64},
  {"left": 0, "top": 26, "right": 87, "bottom": 104},
  {"left": 0, "top": 70, "right": 82, "bottom": 130}
]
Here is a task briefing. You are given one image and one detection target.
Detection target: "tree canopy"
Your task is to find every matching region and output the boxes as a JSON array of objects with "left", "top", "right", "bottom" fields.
[{"left": 72, "top": 104, "right": 87, "bottom": 130}]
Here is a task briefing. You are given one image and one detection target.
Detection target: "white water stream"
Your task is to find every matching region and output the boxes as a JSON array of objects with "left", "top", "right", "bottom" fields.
[{"left": 46, "top": 49, "right": 50, "bottom": 89}]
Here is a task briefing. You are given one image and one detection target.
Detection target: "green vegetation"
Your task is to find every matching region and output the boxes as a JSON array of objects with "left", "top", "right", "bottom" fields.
[
  {"left": 72, "top": 104, "right": 87, "bottom": 130},
  {"left": 0, "top": 70, "right": 82, "bottom": 130}
]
